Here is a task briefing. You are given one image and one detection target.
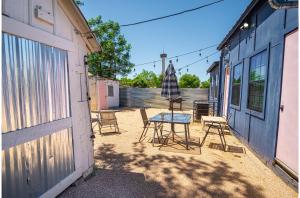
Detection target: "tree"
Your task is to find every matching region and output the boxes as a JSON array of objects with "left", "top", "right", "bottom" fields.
[
  {"left": 87, "top": 16, "right": 134, "bottom": 78},
  {"left": 200, "top": 79, "right": 210, "bottom": 88},
  {"left": 75, "top": 0, "right": 84, "bottom": 6},
  {"left": 119, "top": 77, "right": 133, "bottom": 87},
  {"left": 179, "top": 74, "right": 200, "bottom": 88},
  {"left": 132, "top": 70, "right": 159, "bottom": 88}
]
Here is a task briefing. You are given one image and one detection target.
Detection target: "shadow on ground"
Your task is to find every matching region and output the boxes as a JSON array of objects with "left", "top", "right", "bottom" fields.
[{"left": 59, "top": 143, "right": 265, "bottom": 198}]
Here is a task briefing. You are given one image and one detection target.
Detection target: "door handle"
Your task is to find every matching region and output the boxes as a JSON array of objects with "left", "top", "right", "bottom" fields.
[{"left": 280, "top": 105, "right": 284, "bottom": 112}]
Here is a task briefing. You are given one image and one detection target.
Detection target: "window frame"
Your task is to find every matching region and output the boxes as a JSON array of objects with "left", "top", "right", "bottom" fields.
[
  {"left": 230, "top": 61, "right": 244, "bottom": 110},
  {"left": 108, "top": 85, "right": 114, "bottom": 97},
  {"left": 245, "top": 45, "right": 270, "bottom": 119}
]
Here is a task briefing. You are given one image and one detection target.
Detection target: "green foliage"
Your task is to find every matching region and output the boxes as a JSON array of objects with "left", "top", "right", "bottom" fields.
[
  {"left": 87, "top": 16, "right": 134, "bottom": 79},
  {"left": 132, "top": 70, "right": 159, "bottom": 88},
  {"left": 179, "top": 74, "right": 200, "bottom": 88},
  {"left": 119, "top": 77, "right": 133, "bottom": 87},
  {"left": 200, "top": 79, "right": 210, "bottom": 88},
  {"left": 74, "top": 0, "right": 84, "bottom": 6}
]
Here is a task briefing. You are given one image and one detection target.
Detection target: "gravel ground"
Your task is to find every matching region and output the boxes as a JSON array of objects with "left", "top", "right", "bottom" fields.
[{"left": 59, "top": 108, "right": 297, "bottom": 198}]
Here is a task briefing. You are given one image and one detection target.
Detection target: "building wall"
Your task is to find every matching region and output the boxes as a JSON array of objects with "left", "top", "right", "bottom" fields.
[
  {"left": 2, "top": 0, "right": 94, "bottom": 197},
  {"left": 219, "top": 1, "right": 298, "bottom": 162}
]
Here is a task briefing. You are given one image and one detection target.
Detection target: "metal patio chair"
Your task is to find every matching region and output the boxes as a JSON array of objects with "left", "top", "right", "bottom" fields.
[
  {"left": 139, "top": 108, "right": 163, "bottom": 142},
  {"left": 91, "top": 110, "right": 120, "bottom": 134},
  {"left": 99, "top": 111, "right": 120, "bottom": 134},
  {"left": 91, "top": 111, "right": 101, "bottom": 134}
]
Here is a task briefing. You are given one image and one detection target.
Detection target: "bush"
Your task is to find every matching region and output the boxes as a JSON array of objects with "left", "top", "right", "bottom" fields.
[
  {"left": 132, "top": 70, "right": 159, "bottom": 88},
  {"left": 179, "top": 74, "right": 200, "bottom": 88},
  {"left": 119, "top": 77, "right": 133, "bottom": 87},
  {"left": 200, "top": 79, "right": 210, "bottom": 88}
]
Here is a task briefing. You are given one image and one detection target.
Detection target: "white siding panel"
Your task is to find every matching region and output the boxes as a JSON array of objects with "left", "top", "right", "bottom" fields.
[
  {"left": 2, "top": 0, "right": 29, "bottom": 24},
  {"left": 30, "top": 0, "right": 54, "bottom": 33},
  {"left": 54, "top": 2, "right": 73, "bottom": 41}
]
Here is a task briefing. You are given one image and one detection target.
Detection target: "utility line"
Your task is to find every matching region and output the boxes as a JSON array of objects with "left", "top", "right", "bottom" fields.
[
  {"left": 121, "top": 0, "right": 225, "bottom": 27},
  {"left": 135, "top": 43, "right": 218, "bottom": 66}
]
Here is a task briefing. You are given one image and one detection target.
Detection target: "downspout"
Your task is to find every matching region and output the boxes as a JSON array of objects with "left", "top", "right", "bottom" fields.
[{"left": 268, "top": 0, "right": 298, "bottom": 9}]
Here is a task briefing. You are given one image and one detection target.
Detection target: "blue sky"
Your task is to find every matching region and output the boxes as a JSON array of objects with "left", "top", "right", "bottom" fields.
[{"left": 80, "top": 0, "right": 251, "bottom": 81}]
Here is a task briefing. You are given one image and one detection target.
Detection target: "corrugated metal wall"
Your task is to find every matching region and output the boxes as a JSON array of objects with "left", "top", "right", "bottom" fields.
[
  {"left": 2, "top": 33, "right": 75, "bottom": 198},
  {"left": 120, "top": 88, "right": 208, "bottom": 110},
  {"left": 2, "top": 33, "right": 70, "bottom": 133},
  {"left": 2, "top": 128, "right": 75, "bottom": 198}
]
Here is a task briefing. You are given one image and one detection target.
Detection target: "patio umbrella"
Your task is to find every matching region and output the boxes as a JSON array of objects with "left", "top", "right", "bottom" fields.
[{"left": 161, "top": 60, "right": 181, "bottom": 119}]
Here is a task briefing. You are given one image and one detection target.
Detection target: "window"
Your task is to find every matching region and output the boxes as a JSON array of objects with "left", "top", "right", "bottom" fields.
[
  {"left": 231, "top": 64, "right": 242, "bottom": 106},
  {"left": 108, "top": 85, "right": 114, "bottom": 97},
  {"left": 210, "top": 72, "right": 218, "bottom": 100},
  {"left": 214, "top": 73, "right": 218, "bottom": 99},
  {"left": 247, "top": 50, "right": 267, "bottom": 112},
  {"left": 2, "top": 33, "right": 70, "bottom": 133}
]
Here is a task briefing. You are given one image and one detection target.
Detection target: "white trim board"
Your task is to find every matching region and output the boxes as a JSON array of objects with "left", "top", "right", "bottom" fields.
[
  {"left": 2, "top": 117, "right": 72, "bottom": 150},
  {"left": 2, "top": 15, "right": 76, "bottom": 51}
]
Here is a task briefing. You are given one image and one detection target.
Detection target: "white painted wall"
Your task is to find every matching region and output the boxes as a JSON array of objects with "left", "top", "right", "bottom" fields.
[
  {"left": 106, "top": 80, "right": 120, "bottom": 108},
  {"left": 2, "top": 0, "right": 95, "bottom": 197}
]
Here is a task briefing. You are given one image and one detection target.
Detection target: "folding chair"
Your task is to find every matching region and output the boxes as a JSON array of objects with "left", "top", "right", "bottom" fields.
[{"left": 139, "top": 108, "right": 163, "bottom": 142}]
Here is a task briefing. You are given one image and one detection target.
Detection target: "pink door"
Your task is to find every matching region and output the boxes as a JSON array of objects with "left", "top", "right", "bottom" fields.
[
  {"left": 276, "top": 29, "right": 298, "bottom": 175},
  {"left": 223, "top": 65, "right": 230, "bottom": 116},
  {"left": 98, "top": 80, "right": 108, "bottom": 110}
]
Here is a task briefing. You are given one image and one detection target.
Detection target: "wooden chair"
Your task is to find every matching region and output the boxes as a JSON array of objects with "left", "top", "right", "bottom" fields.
[{"left": 139, "top": 108, "right": 163, "bottom": 142}]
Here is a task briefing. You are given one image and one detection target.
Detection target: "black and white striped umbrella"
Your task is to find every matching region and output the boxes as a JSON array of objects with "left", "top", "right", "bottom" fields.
[{"left": 161, "top": 61, "right": 180, "bottom": 100}]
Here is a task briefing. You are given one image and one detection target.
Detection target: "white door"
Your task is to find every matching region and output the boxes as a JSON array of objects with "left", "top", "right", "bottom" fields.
[
  {"left": 223, "top": 65, "right": 230, "bottom": 116},
  {"left": 276, "top": 30, "right": 298, "bottom": 175}
]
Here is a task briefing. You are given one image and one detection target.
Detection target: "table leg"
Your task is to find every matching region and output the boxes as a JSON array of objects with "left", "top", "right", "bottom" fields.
[
  {"left": 184, "top": 124, "right": 189, "bottom": 150},
  {"left": 187, "top": 124, "right": 190, "bottom": 139},
  {"left": 171, "top": 123, "right": 175, "bottom": 141},
  {"left": 153, "top": 122, "right": 158, "bottom": 146}
]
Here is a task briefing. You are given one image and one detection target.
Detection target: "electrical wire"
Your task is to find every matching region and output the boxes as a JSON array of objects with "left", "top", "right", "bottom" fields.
[
  {"left": 121, "top": 0, "right": 225, "bottom": 27},
  {"left": 134, "top": 43, "right": 218, "bottom": 66}
]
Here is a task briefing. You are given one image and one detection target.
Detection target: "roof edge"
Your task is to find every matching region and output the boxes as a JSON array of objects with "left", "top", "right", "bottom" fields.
[
  {"left": 217, "top": 0, "right": 260, "bottom": 50},
  {"left": 207, "top": 61, "right": 220, "bottom": 73},
  {"left": 58, "top": 0, "right": 101, "bottom": 52}
]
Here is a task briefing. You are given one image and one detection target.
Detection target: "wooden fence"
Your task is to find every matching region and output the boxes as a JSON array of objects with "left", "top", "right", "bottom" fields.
[{"left": 119, "top": 88, "right": 209, "bottom": 110}]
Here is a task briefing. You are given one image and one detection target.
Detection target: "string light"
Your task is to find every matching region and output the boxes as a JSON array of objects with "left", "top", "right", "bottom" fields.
[
  {"left": 206, "top": 56, "right": 209, "bottom": 63},
  {"left": 153, "top": 62, "right": 156, "bottom": 68},
  {"left": 135, "top": 43, "right": 217, "bottom": 66},
  {"left": 176, "top": 56, "right": 179, "bottom": 62},
  {"left": 199, "top": 50, "right": 202, "bottom": 57},
  {"left": 177, "top": 51, "right": 219, "bottom": 71},
  {"left": 187, "top": 66, "right": 189, "bottom": 72}
]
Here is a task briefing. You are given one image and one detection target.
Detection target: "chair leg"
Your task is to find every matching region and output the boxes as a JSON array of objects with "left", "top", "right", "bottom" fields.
[
  {"left": 139, "top": 127, "right": 147, "bottom": 142},
  {"left": 98, "top": 122, "right": 102, "bottom": 135},
  {"left": 200, "top": 125, "right": 212, "bottom": 146},
  {"left": 116, "top": 124, "right": 120, "bottom": 133}
]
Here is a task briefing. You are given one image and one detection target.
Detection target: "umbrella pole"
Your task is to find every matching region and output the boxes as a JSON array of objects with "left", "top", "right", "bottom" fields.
[{"left": 171, "top": 100, "right": 175, "bottom": 141}]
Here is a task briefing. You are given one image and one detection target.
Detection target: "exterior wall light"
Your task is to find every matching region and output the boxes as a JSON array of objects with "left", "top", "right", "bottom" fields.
[{"left": 240, "top": 22, "right": 249, "bottom": 30}]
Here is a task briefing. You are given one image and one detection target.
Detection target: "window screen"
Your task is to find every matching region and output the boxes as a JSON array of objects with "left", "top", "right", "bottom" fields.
[
  {"left": 247, "top": 50, "right": 267, "bottom": 112},
  {"left": 108, "top": 85, "right": 114, "bottom": 97},
  {"left": 231, "top": 64, "right": 242, "bottom": 106},
  {"left": 2, "top": 33, "right": 70, "bottom": 133}
]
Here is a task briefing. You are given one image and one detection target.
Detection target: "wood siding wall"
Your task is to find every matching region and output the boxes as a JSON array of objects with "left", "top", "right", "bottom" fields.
[{"left": 219, "top": 1, "right": 298, "bottom": 162}]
